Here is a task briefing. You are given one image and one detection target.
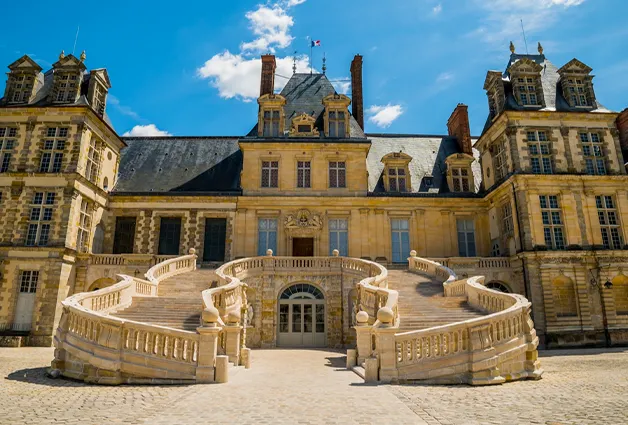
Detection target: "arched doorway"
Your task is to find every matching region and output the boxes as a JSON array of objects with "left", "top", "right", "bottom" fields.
[
  {"left": 486, "top": 281, "right": 511, "bottom": 293},
  {"left": 277, "top": 283, "right": 326, "bottom": 347}
]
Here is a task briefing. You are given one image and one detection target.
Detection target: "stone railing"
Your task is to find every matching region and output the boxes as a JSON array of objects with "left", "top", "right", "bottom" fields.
[
  {"left": 50, "top": 250, "right": 208, "bottom": 385},
  {"left": 429, "top": 256, "right": 512, "bottom": 271},
  {"left": 351, "top": 252, "right": 543, "bottom": 385},
  {"left": 88, "top": 254, "right": 175, "bottom": 266}
]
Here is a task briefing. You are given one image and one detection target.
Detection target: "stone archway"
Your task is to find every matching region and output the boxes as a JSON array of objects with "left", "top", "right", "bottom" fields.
[
  {"left": 277, "top": 282, "right": 326, "bottom": 347},
  {"left": 486, "top": 281, "right": 511, "bottom": 293},
  {"left": 87, "top": 277, "right": 116, "bottom": 292}
]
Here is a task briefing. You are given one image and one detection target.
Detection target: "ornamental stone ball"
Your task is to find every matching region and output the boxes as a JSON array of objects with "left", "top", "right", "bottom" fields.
[
  {"left": 266, "top": 249, "right": 273, "bottom": 256},
  {"left": 356, "top": 310, "right": 369, "bottom": 324},
  {"left": 410, "top": 250, "right": 417, "bottom": 257},
  {"left": 188, "top": 248, "right": 196, "bottom": 255},
  {"left": 377, "top": 306, "right": 394, "bottom": 324},
  {"left": 332, "top": 249, "right": 340, "bottom": 257}
]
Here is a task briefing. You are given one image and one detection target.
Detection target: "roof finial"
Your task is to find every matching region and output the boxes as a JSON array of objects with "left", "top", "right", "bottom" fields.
[
  {"left": 509, "top": 41, "right": 515, "bottom": 54},
  {"left": 79, "top": 50, "right": 86, "bottom": 62},
  {"left": 537, "top": 41, "right": 544, "bottom": 55},
  {"left": 59, "top": 50, "right": 65, "bottom": 60},
  {"left": 292, "top": 51, "right": 297, "bottom": 75},
  {"left": 322, "top": 52, "right": 326, "bottom": 75}
]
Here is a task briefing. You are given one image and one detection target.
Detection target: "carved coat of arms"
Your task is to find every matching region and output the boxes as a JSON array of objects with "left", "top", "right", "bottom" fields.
[{"left": 284, "top": 209, "right": 322, "bottom": 229}]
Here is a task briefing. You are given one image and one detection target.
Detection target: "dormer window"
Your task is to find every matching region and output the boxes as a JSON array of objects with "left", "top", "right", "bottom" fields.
[
  {"left": 289, "top": 113, "right": 319, "bottom": 137},
  {"left": 381, "top": 152, "right": 413, "bottom": 193},
  {"left": 558, "top": 59, "right": 595, "bottom": 108},
  {"left": 514, "top": 77, "right": 539, "bottom": 106},
  {"left": 87, "top": 69, "right": 111, "bottom": 116},
  {"left": 445, "top": 153, "right": 475, "bottom": 193},
  {"left": 257, "top": 93, "right": 286, "bottom": 138},
  {"left": 48, "top": 53, "right": 86, "bottom": 104},
  {"left": 483, "top": 71, "right": 506, "bottom": 120},
  {"left": 4, "top": 55, "right": 42, "bottom": 105},
  {"left": 322, "top": 94, "right": 351, "bottom": 138}
]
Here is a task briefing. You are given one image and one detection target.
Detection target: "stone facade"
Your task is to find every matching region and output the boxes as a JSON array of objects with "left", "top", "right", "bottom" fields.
[{"left": 1, "top": 47, "right": 628, "bottom": 350}]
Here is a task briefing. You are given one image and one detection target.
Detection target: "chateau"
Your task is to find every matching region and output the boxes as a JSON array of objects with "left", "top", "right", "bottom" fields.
[{"left": 1, "top": 41, "right": 628, "bottom": 369}]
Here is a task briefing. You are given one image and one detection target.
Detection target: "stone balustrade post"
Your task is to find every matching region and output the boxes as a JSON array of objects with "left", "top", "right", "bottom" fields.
[
  {"left": 223, "top": 325, "right": 243, "bottom": 365},
  {"left": 196, "top": 325, "right": 222, "bottom": 383},
  {"left": 354, "top": 311, "right": 372, "bottom": 364},
  {"left": 468, "top": 324, "right": 504, "bottom": 385},
  {"left": 372, "top": 325, "right": 398, "bottom": 383},
  {"left": 522, "top": 306, "right": 543, "bottom": 379}
]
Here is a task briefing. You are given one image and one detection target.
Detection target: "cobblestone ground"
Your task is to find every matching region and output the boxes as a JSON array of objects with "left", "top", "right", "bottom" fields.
[{"left": 1, "top": 347, "right": 627, "bottom": 425}]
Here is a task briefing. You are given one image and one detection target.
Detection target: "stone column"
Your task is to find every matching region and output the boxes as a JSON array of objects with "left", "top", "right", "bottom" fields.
[
  {"left": 354, "top": 311, "right": 372, "bottom": 365},
  {"left": 196, "top": 325, "right": 222, "bottom": 383},
  {"left": 372, "top": 326, "right": 398, "bottom": 383},
  {"left": 223, "top": 325, "right": 243, "bottom": 365}
]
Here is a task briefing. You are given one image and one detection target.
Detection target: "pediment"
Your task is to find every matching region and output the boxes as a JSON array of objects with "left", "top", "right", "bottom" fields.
[
  {"left": 8, "top": 55, "right": 42, "bottom": 72},
  {"left": 508, "top": 58, "right": 543, "bottom": 75},
  {"left": 258, "top": 93, "right": 286, "bottom": 105},
  {"left": 381, "top": 152, "right": 412, "bottom": 164},
  {"left": 322, "top": 93, "right": 351, "bottom": 106},
  {"left": 91, "top": 69, "right": 112, "bottom": 88},
  {"left": 52, "top": 54, "right": 86, "bottom": 70},
  {"left": 558, "top": 58, "right": 592, "bottom": 75},
  {"left": 289, "top": 113, "right": 319, "bottom": 137}
]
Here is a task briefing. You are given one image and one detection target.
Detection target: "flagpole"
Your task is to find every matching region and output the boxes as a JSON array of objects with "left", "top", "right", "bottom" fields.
[{"left": 309, "top": 37, "right": 313, "bottom": 74}]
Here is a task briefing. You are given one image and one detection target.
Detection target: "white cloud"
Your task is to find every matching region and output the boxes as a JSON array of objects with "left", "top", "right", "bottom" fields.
[
  {"left": 108, "top": 95, "right": 140, "bottom": 120},
  {"left": 435, "top": 72, "right": 454, "bottom": 83},
  {"left": 241, "top": 5, "right": 295, "bottom": 53},
  {"left": 198, "top": 52, "right": 311, "bottom": 101},
  {"left": 331, "top": 78, "right": 351, "bottom": 95},
  {"left": 432, "top": 4, "right": 442, "bottom": 15},
  {"left": 470, "top": 0, "right": 586, "bottom": 44},
  {"left": 122, "top": 124, "right": 171, "bottom": 137},
  {"left": 367, "top": 104, "right": 404, "bottom": 128},
  {"left": 197, "top": 0, "right": 309, "bottom": 101}
]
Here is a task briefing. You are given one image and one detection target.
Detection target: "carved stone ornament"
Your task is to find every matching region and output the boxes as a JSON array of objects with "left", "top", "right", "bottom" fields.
[{"left": 284, "top": 209, "right": 322, "bottom": 229}]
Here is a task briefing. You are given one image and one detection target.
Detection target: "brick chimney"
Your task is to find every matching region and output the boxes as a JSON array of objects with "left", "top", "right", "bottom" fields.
[
  {"left": 260, "top": 54, "right": 276, "bottom": 97},
  {"left": 617, "top": 108, "right": 628, "bottom": 157},
  {"left": 447, "top": 103, "right": 473, "bottom": 155},
  {"left": 350, "top": 54, "right": 364, "bottom": 130}
]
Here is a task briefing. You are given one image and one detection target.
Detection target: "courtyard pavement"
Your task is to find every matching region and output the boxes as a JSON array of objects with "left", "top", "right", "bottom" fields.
[{"left": 0, "top": 347, "right": 627, "bottom": 425}]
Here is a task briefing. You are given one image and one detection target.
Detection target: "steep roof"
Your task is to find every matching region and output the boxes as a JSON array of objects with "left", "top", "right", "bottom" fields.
[
  {"left": 245, "top": 73, "right": 365, "bottom": 139},
  {"left": 482, "top": 53, "right": 613, "bottom": 134},
  {"left": 113, "top": 137, "right": 242, "bottom": 194}
]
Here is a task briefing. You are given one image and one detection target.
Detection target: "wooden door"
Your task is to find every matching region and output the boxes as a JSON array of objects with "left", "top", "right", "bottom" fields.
[
  {"left": 203, "top": 218, "right": 226, "bottom": 262},
  {"left": 292, "top": 238, "right": 314, "bottom": 257}
]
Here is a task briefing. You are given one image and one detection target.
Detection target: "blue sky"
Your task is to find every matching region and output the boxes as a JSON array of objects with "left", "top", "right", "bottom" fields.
[{"left": 1, "top": 0, "right": 627, "bottom": 137}]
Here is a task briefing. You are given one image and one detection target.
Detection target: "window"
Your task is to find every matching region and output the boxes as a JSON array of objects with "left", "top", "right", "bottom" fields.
[
  {"left": 540, "top": 195, "right": 565, "bottom": 250},
  {"left": 527, "top": 130, "right": 552, "bottom": 174},
  {"left": 113, "top": 217, "right": 136, "bottom": 254},
  {"left": 85, "top": 137, "right": 103, "bottom": 184},
  {"left": 329, "top": 218, "right": 348, "bottom": 256},
  {"left": 93, "top": 84, "right": 106, "bottom": 115},
  {"left": 451, "top": 167, "right": 470, "bottom": 192},
  {"left": 388, "top": 167, "right": 407, "bottom": 192},
  {"left": 565, "top": 78, "right": 589, "bottom": 107},
  {"left": 580, "top": 132, "right": 605, "bottom": 175},
  {"left": 596, "top": 196, "right": 622, "bottom": 250},
  {"left": 158, "top": 217, "right": 182, "bottom": 255},
  {"left": 263, "top": 110, "right": 281, "bottom": 137},
  {"left": 514, "top": 77, "right": 539, "bottom": 106},
  {"left": 493, "top": 141, "right": 508, "bottom": 181},
  {"left": 8, "top": 74, "right": 33, "bottom": 104},
  {"left": 19, "top": 271, "right": 39, "bottom": 293},
  {"left": 328, "top": 110, "right": 346, "bottom": 137},
  {"left": 54, "top": 74, "right": 77, "bottom": 103},
  {"left": 491, "top": 241, "right": 501, "bottom": 257},
  {"left": 258, "top": 218, "right": 277, "bottom": 255},
  {"left": 76, "top": 200, "right": 92, "bottom": 253},
  {"left": 40, "top": 127, "right": 67, "bottom": 173},
  {"left": 25, "top": 192, "right": 55, "bottom": 246},
  {"left": 502, "top": 202, "right": 514, "bottom": 235},
  {"left": 391, "top": 219, "right": 410, "bottom": 263},
  {"left": 457, "top": 218, "right": 476, "bottom": 257},
  {"left": 297, "top": 161, "right": 311, "bottom": 188},
  {"left": 329, "top": 161, "right": 346, "bottom": 188},
  {"left": 261, "top": 161, "right": 279, "bottom": 188},
  {"left": 0, "top": 127, "right": 17, "bottom": 173}
]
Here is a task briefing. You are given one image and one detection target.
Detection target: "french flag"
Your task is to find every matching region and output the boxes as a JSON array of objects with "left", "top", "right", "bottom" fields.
[{"left": 311, "top": 40, "right": 321, "bottom": 47}]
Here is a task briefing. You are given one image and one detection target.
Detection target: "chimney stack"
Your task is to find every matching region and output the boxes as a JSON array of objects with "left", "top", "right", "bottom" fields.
[
  {"left": 447, "top": 103, "right": 473, "bottom": 155},
  {"left": 260, "top": 54, "right": 276, "bottom": 97},
  {"left": 350, "top": 54, "right": 364, "bottom": 130}
]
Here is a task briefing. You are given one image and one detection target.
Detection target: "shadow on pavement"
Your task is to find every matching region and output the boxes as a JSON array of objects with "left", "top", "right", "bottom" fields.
[
  {"left": 539, "top": 347, "right": 628, "bottom": 357},
  {"left": 5, "top": 367, "right": 89, "bottom": 387}
]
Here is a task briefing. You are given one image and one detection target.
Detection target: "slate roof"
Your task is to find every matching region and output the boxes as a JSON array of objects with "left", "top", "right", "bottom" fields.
[
  {"left": 482, "top": 53, "right": 613, "bottom": 134},
  {"left": 367, "top": 134, "right": 482, "bottom": 195},
  {"left": 113, "top": 137, "right": 242, "bottom": 194},
  {"left": 245, "top": 73, "right": 365, "bottom": 139}
]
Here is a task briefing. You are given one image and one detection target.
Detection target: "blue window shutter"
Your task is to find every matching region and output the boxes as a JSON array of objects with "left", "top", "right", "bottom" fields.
[
  {"left": 401, "top": 231, "right": 410, "bottom": 262},
  {"left": 269, "top": 230, "right": 277, "bottom": 253},
  {"left": 258, "top": 231, "right": 267, "bottom": 256},
  {"left": 391, "top": 231, "right": 400, "bottom": 263},
  {"left": 339, "top": 231, "right": 348, "bottom": 256}
]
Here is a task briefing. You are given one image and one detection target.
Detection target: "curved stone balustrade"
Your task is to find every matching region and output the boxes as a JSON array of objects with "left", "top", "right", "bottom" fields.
[
  {"left": 51, "top": 251, "right": 200, "bottom": 385},
  {"left": 353, "top": 252, "right": 543, "bottom": 386}
]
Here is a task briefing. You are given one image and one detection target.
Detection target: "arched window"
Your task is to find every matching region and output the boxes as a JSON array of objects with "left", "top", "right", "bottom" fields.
[
  {"left": 486, "top": 281, "right": 510, "bottom": 293},
  {"left": 280, "top": 283, "right": 324, "bottom": 300}
]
